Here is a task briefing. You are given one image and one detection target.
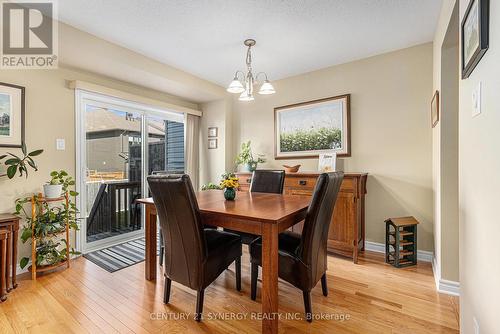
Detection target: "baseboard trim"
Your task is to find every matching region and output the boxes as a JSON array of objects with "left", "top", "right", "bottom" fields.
[
  {"left": 364, "top": 241, "right": 459, "bottom": 296},
  {"left": 432, "top": 256, "right": 460, "bottom": 296},
  {"left": 436, "top": 278, "right": 460, "bottom": 296},
  {"left": 364, "top": 241, "right": 433, "bottom": 262}
]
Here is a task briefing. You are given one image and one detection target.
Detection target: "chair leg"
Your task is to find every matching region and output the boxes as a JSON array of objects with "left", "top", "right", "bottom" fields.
[
  {"left": 163, "top": 277, "right": 172, "bottom": 304},
  {"left": 250, "top": 263, "right": 258, "bottom": 301},
  {"left": 159, "top": 233, "right": 164, "bottom": 267},
  {"left": 303, "top": 290, "right": 312, "bottom": 322},
  {"left": 321, "top": 273, "right": 328, "bottom": 297},
  {"left": 235, "top": 257, "right": 241, "bottom": 291},
  {"left": 195, "top": 289, "right": 205, "bottom": 322}
]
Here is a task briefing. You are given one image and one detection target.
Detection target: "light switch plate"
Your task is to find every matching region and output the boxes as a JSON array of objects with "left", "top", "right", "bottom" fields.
[
  {"left": 472, "top": 81, "right": 482, "bottom": 117},
  {"left": 56, "top": 138, "right": 65, "bottom": 150}
]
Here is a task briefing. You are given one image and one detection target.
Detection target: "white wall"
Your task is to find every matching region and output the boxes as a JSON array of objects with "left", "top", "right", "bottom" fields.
[
  {"left": 458, "top": 0, "right": 500, "bottom": 332},
  {"left": 231, "top": 44, "right": 434, "bottom": 250},
  {"left": 432, "top": 0, "right": 460, "bottom": 284}
]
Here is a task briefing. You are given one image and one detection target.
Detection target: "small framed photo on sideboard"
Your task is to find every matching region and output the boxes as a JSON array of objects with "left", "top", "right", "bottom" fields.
[{"left": 318, "top": 152, "right": 336, "bottom": 172}]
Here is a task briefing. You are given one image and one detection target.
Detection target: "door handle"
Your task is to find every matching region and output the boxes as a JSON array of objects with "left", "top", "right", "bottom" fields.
[{"left": 299, "top": 180, "right": 307, "bottom": 186}]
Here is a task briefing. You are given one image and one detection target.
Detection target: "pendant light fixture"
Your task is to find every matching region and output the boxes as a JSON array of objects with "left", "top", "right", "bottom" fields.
[{"left": 226, "top": 39, "right": 276, "bottom": 101}]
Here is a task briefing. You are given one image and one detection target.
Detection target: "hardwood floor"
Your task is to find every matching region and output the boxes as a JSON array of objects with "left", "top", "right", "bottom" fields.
[{"left": 0, "top": 251, "right": 459, "bottom": 333}]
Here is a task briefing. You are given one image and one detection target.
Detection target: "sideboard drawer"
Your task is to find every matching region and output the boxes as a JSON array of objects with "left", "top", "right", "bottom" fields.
[{"left": 284, "top": 176, "right": 317, "bottom": 190}]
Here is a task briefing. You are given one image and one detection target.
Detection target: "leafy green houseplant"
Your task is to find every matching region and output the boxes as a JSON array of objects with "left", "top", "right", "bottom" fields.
[
  {"left": 43, "top": 170, "right": 76, "bottom": 199},
  {"left": 15, "top": 170, "right": 80, "bottom": 270},
  {"left": 234, "top": 141, "right": 266, "bottom": 172},
  {"left": 0, "top": 143, "right": 43, "bottom": 179}
]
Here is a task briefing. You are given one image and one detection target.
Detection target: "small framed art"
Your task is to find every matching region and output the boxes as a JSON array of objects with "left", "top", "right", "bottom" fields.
[
  {"left": 208, "top": 127, "right": 218, "bottom": 137},
  {"left": 208, "top": 138, "right": 218, "bottom": 149}
]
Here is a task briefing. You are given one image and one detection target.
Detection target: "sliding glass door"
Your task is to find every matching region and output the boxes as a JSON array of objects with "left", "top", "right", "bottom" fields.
[{"left": 77, "top": 91, "right": 184, "bottom": 253}]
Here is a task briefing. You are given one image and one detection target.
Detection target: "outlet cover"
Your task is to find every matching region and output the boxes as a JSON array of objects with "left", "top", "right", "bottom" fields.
[
  {"left": 472, "top": 81, "right": 482, "bottom": 117},
  {"left": 56, "top": 138, "right": 65, "bottom": 151},
  {"left": 473, "top": 317, "right": 479, "bottom": 334}
]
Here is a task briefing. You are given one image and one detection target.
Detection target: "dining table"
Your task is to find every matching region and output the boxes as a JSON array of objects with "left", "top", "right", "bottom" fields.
[{"left": 137, "top": 189, "right": 312, "bottom": 334}]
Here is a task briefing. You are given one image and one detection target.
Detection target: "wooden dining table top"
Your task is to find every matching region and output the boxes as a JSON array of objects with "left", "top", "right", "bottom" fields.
[{"left": 137, "top": 189, "right": 312, "bottom": 223}]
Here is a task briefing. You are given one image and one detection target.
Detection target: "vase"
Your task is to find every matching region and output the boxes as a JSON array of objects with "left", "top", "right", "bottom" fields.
[
  {"left": 224, "top": 187, "right": 236, "bottom": 201},
  {"left": 43, "top": 184, "right": 63, "bottom": 199},
  {"left": 245, "top": 162, "right": 258, "bottom": 172}
]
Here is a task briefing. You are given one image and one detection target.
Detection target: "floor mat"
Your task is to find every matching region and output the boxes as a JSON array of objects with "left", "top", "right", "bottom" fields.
[{"left": 83, "top": 237, "right": 158, "bottom": 273}]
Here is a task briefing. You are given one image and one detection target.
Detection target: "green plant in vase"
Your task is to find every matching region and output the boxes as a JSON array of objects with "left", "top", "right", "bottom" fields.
[
  {"left": 234, "top": 140, "right": 266, "bottom": 172},
  {"left": 219, "top": 172, "right": 239, "bottom": 201},
  {"left": 15, "top": 170, "right": 80, "bottom": 270}
]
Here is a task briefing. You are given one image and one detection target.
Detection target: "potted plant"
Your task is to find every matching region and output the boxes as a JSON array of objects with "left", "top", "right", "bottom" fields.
[
  {"left": 44, "top": 170, "right": 75, "bottom": 199},
  {"left": 235, "top": 140, "right": 266, "bottom": 172},
  {"left": 201, "top": 182, "right": 221, "bottom": 191},
  {"left": 0, "top": 143, "right": 43, "bottom": 179},
  {"left": 15, "top": 171, "right": 80, "bottom": 270},
  {"left": 219, "top": 172, "right": 240, "bottom": 201}
]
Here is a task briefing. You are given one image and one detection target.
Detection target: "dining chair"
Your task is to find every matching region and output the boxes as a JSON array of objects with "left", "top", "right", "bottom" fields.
[
  {"left": 249, "top": 172, "right": 344, "bottom": 322},
  {"left": 147, "top": 174, "right": 242, "bottom": 321},
  {"left": 226, "top": 169, "right": 286, "bottom": 244},
  {"left": 151, "top": 170, "right": 184, "bottom": 267}
]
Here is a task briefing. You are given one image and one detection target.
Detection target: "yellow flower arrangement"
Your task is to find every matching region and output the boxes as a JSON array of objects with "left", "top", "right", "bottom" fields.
[{"left": 220, "top": 174, "right": 240, "bottom": 189}]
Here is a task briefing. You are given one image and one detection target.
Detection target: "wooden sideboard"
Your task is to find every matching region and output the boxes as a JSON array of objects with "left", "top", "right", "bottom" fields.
[{"left": 236, "top": 171, "right": 368, "bottom": 263}]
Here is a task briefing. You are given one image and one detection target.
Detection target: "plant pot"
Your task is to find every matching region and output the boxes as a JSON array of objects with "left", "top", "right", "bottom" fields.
[
  {"left": 224, "top": 187, "right": 236, "bottom": 201},
  {"left": 43, "top": 184, "right": 63, "bottom": 199},
  {"left": 245, "top": 162, "right": 258, "bottom": 172}
]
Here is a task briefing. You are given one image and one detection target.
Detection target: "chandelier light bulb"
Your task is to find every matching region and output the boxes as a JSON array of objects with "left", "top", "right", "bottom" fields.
[
  {"left": 238, "top": 91, "right": 255, "bottom": 101},
  {"left": 227, "top": 78, "right": 245, "bottom": 93},
  {"left": 258, "top": 80, "right": 276, "bottom": 95}
]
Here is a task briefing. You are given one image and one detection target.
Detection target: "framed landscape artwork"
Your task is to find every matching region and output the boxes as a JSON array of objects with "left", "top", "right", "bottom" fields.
[
  {"left": 431, "top": 91, "right": 439, "bottom": 128},
  {"left": 461, "top": 0, "right": 489, "bottom": 79},
  {"left": 0, "top": 82, "right": 25, "bottom": 148},
  {"left": 274, "top": 94, "right": 351, "bottom": 159}
]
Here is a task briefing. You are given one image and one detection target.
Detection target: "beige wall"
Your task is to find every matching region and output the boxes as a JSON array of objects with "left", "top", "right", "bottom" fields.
[
  {"left": 457, "top": 0, "right": 500, "bottom": 332},
  {"left": 0, "top": 66, "right": 200, "bottom": 264},
  {"left": 231, "top": 43, "right": 434, "bottom": 251},
  {"left": 432, "top": 0, "right": 460, "bottom": 283}
]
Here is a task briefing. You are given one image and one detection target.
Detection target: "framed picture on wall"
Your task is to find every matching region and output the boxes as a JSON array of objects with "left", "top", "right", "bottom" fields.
[
  {"left": 208, "top": 127, "right": 218, "bottom": 137},
  {"left": 274, "top": 94, "right": 350, "bottom": 159},
  {"left": 208, "top": 138, "right": 217, "bottom": 149},
  {"left": 461, "top": 0, "right": 489, "bottom": 79},
  {"left": 0, "top": 82, "right": 25, "bottom": 148},
  {"left": 431, "top": 90, "right": 439, "bottom": 128}
]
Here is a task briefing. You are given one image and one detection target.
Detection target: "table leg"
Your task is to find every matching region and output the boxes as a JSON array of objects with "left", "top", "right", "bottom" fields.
[
  {"left": 0, "top": 237, "right": 6, "bottom": 302},
  {"left": 261, "top": 223, "right": 279, "bottom": 334},
  {"left": 5, "top": 229, "right": 11, "bottom": 292},
  {"left": 12, "top": 225, "right": 18, "bottom": 289},
  {"left": 145, "top": 205, "right": 157, "bottom": 281}
]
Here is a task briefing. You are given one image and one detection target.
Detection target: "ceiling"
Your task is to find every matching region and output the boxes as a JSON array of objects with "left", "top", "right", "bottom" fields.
[{"left": 58, "top": 0, "right": 442, "bottom": 88}]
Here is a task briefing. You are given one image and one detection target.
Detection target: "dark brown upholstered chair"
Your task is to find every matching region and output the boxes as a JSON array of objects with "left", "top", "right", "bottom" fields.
[
  {"left": 226, "top": 170, "right": 286, "bottom": 244},
  {"left": 249, "top": 172, "right": 344, "bottom": 322},
  {"left": 249, "top": 169, "right": 286, "bottom": 194},
  {"left": 147, "top": 174, "right": 242, "bottom": 321}
]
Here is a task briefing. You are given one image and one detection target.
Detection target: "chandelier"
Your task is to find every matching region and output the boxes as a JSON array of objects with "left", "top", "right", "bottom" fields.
[{"left": 226, "top": 39, "right": 276, "bottom": 101}]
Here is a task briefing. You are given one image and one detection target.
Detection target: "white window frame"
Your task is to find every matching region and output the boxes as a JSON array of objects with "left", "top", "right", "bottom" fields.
[{"left": 75, "top": 89, "right": 184, "bottom": 254}]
